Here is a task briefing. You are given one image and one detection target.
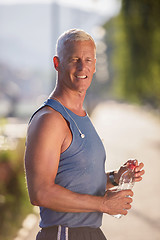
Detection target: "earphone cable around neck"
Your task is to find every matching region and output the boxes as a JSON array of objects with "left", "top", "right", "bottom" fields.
[{"left": 51, "top": 97, "right": 85, "bottom": 139}]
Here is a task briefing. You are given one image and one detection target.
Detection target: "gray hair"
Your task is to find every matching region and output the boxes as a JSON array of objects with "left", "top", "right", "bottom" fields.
[{"left": 56, "top": 29, "right": 96, "bottom": 60}]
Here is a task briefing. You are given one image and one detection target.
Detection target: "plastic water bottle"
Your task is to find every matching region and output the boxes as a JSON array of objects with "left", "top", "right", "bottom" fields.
[{"left": 113, "top": 162, "right": 136, "bottom": 219}]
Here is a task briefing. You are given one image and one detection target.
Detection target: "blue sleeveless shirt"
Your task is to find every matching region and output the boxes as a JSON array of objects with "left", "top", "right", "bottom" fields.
[{"left": 31, "top": 99, "right": 107, "bottom": 228}]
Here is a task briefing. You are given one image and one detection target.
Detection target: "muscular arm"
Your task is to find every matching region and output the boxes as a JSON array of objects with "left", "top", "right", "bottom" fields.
[
  {"left": 25, "top": 108, "right": 103, "bottom": 212},
  {"left": 25, "top": 107, "right": 133, "bottom": 215}
]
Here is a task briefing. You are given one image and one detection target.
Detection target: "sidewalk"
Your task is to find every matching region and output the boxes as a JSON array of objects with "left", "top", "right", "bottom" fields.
[{"left": 92, "top": 101, "right": 160, "bottom": 240}]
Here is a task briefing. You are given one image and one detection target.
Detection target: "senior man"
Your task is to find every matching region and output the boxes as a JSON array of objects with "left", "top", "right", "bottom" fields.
[{"left": 25, "top": 29, "right": 144, "bottom": 240}]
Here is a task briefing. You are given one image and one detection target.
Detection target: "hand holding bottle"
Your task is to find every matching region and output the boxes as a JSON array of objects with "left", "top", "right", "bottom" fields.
[
  {"left": 102, "top": 189, "right": 133, "bottom": 216},
  {"left": 113, "top": 159, "right": 145, "bottom": 218},
  {"left": 115, "top": 159, "right": 145, "bottom": 185}
]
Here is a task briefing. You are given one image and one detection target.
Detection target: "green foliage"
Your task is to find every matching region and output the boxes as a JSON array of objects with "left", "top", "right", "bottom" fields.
[
  {"left": 0, "top": 138, "right": 33, "bottom": 240},
  {"left": 103, "top": 0, "right": 160, "bottom": 108}
]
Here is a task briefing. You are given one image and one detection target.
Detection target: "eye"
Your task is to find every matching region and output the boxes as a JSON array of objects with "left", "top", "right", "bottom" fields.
[
  {"left": 70, "top": 58, "right": 78, "bottom": 63},
  {"left": 86, "top": 58, "right": 92, "bottom": 63}
]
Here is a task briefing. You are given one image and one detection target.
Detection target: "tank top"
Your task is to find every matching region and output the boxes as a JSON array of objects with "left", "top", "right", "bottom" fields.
[{"left": 30, "top": 98, "right": 107, "bottom": 228}]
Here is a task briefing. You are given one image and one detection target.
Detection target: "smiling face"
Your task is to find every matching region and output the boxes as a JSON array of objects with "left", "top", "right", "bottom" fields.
[{"left": 54, "top": 40, "right": 96, "bottom": 94}]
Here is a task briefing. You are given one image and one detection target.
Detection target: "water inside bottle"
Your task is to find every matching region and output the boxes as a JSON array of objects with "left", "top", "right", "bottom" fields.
[{"left": 112, "top": 181, "right": 134, "bottom": 219}]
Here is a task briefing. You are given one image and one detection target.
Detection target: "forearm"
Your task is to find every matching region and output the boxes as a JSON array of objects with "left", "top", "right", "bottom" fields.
[
  {"left": 30, "top": 183, "right": 103, "bottom": 213},
  {"left": 28, "top": 177, "right": 134, "bottom": 216}
]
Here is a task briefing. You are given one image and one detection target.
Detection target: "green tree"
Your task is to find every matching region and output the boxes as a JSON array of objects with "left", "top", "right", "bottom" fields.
[{"left": 104, "top": 0, "right": 160, "bottom": 108}]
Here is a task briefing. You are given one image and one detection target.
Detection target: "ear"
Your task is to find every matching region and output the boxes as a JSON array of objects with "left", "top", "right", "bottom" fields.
[
  {"left": 53, "top": 56, "right": 60, "bottom": 71},
  {"left": 94, "top": 58, "right": 96, "bottom": 73}
]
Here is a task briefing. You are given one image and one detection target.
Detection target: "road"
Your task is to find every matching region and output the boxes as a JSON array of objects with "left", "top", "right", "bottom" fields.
[
  {"left": 15, "top": 101, "right": 160, "bottom": 240},
  {"left": 92, "top": 101, "right": 160, "bottom": 240}
]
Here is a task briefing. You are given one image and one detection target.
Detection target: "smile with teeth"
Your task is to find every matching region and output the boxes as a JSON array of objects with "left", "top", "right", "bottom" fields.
[{"left": 76, "top": 75, "right": 87, "bottom": 79}]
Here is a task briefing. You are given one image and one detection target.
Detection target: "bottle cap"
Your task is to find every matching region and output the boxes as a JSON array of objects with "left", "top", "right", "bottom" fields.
[{"left": 128, "top": 163, "right": 136, "bottom": 170}]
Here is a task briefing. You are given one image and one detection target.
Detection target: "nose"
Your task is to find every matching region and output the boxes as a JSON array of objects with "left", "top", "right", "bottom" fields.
[{"left": 77, "top": 59, "right": 85, "bottom": 71}]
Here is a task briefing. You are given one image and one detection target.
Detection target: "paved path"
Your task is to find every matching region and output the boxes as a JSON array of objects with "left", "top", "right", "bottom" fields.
[
  {"left": 17, "top": 101, "right": 160, "bottom": 240},
  {"left": 92, "top": 101, "right": 160, "bottom": 240}
]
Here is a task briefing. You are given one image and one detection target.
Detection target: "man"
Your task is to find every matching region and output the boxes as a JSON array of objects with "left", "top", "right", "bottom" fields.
[{"left": 25, "top": 29, "right": 144, "bottom": 240}]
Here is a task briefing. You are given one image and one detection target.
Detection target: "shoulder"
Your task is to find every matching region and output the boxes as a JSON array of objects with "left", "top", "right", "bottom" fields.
[
  {"left": 27, "top": 106, "right": 68, "bottom": 139},
  {"left": 31, "top": 106, "right": 66, "bottom": 126}
]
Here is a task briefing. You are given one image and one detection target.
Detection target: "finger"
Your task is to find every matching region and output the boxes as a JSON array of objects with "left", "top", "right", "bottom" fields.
[
  {"left": 122, "top": 209, "right": 128, "bottom": 215},
  {"left": 124, "top": 203, "right": 132, "bottom": 210},
  {"left": 122, "top": 189, "right": 134, "bottom": 197},
  {"left": 126, "top": 197, "right": 133, "bottom": 203},
  {"left": 134, "top": 170, "right": 145, "bottom": 182},
  {"left": 135, "top": 169, "right": 145, "bottom": 177},
  {"left": 123, "top": 159, "right": 135, "bottom": 166},
  {"left": 128, "top": 158, "right": 138, "bottom": 166},
  {"left": 118, "top": 190, "right": 133, "bottom": 198},
  {"left": 134, "top": 176, "right": 143, "bottom": 182},
  {"left": 135, "top": 162, "right": 144, "bottom": 172}
]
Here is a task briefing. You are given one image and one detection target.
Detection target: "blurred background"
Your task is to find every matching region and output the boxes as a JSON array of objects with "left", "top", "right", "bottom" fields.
[{"left": 0, "top": 0, "right": 160, "bottom": 239}]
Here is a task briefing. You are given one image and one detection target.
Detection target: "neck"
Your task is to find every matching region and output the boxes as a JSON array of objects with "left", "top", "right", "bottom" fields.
[{"left": 49, "top": 86, "right": 86, "bottom": 116}]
